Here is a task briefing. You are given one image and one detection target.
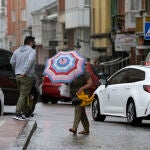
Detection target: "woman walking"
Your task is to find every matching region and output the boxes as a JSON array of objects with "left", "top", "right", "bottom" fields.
[{"left": 69, "top": 66, "right": 93, "bottom": 135}]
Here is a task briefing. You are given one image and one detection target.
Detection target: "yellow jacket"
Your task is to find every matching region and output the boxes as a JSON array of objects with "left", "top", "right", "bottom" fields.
[{"left": 76, "top": 91, "right": 95, "bottom": 106}]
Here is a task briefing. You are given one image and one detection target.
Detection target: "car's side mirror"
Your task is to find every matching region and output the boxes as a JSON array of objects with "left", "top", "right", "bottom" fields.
[
  {"left": 98, "top": 72, "right": 108, "bottom": 86},
  {"left": 98, "top": 72, "right": 108, "bottom": 79},
  {"left": 100, "top": 79, "right": 107, "bottom": 85},
  {"left": 105, "top": 80, "right": 108, "bottom": 87}
]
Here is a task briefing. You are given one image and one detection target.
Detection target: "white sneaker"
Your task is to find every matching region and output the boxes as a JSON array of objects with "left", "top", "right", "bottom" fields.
[{"left": 13, "top": 115, "right": 26, "bottom": 121}]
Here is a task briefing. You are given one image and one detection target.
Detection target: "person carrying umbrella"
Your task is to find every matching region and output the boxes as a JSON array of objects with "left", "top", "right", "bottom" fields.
[
  {"left": 43, "top": 50, "right": 93, "bottom": 134},
  {"left": 69, "top": 63, "right": 93, "bottom": 135}
]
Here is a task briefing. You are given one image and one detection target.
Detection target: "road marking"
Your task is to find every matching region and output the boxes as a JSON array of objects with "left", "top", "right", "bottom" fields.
[{"left": 0, "top": 120, "right": 6, "bottom": 127}]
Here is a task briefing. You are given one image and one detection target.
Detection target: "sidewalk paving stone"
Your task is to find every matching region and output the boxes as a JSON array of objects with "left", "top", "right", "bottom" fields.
[{"left": 0, "top": 117, "right": 37, "bottom": 150}]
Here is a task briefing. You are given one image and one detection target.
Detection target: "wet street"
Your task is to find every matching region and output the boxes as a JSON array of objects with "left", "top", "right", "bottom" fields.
[{"left": 5, "top": 102, "right": 150, "bottom": 150}]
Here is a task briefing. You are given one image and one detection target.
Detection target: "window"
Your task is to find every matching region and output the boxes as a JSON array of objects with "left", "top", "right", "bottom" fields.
[
  {"left": 146, "top": 0, "right": 150, "bottom": 14},
  {"left": 130, "top": 0, "right": 141, "bottom": 10},
  {"left": 108, "top": 68, "right": 145, "bottom": 85},
  {"left": 126, "top": 0, "right": 141, "bottom": 11},
  {"left": 1, "top": 0, "right": 5, "bottom": 7},
  {"left": 85, "top": 0, "right": 90, "bottom": 6},
  {"left": 108, "top": 70, "right": 127, "bottom": 85},
  {"left": 12, "top": 10, "right": 16, "bottom": 22},
  {"left": 124, "top": 69, "right": 145, "bottom": 83},
  {"left": 21, "top": 9, "right": 26, "bottom": 21}
]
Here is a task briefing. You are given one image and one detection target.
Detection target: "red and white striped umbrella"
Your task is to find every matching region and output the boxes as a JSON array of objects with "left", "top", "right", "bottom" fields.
[{"left": 43, "top": 51, "right": 86, "bottom": 83}]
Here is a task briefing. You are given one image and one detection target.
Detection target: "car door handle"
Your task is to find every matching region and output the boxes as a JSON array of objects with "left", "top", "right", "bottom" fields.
[{"left": 126, "top": 87, "right": 130, "bottom": 89}]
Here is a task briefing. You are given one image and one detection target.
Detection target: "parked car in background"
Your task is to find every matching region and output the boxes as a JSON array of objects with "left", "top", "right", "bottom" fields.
[
  {"left": 42, "top": 62, "right": 100, "bottom": 104},
  {"left": 42, "top": 77, "right": 71, "bottom": 104},
  {"left": 92, "top": 65, "right": 150, "bottom": 125},
  {"left": 0, "top": 49, "right": 39, "bottom": 113},
  {"left": 0, "top": 88, "right": 4, "bottom": 115}
]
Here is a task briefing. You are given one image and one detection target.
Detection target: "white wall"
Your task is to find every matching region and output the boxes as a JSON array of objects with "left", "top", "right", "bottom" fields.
[{"left": 65, "top": 0, "right": 90, "bottom": 29}]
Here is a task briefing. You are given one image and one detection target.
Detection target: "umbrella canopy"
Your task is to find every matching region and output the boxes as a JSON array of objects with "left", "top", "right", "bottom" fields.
[{"left": 43, "top": 51, "right": 86, "bottom": 83}]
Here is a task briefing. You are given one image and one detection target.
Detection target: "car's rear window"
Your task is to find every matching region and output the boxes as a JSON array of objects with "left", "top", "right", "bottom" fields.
[
  {"left": 126, "top": 68, "right": 145, "bottom": 82},
  {"left": 108, "top": 68, "right": 145, "bottom": 85}
]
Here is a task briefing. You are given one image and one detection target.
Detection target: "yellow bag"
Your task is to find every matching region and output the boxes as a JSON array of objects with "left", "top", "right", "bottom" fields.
[{"left": 76, "top": 91, "right": 95, "bottom": 106}]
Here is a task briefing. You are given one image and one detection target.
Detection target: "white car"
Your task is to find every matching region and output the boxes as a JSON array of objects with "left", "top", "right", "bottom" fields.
[
  {"left": 0, "top": 88, "right": 4, "bottom": 115},
  {"left": 92, "top": 65, "right": 150, "bottom": 125}
]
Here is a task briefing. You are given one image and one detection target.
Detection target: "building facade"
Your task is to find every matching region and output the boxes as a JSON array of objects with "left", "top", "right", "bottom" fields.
[
  {"left": 0, "top": 0, "right": 7, "bottom": 49},
  {"left": 90, "top": 0, "right": 112, "bottom": 57},
  {"left": 2, "top": 0, "right": 150, "bottom": 68},
  {"left": 31, "top": 1, "right": 57, "bottom": 64},
  {"left": 56, "top": 0, "right": 68, "bottom": 52},
  {"left": 135, "top": 0, "right": 150, "bottom": 64},
  {"left": 6, "top": 0, "right": 56, "bottom": 52},
  {"left": 7, "top": 0, "right": 26, "bottom": 51}
]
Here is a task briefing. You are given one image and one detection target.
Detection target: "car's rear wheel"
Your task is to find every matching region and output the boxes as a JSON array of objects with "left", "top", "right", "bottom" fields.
[
  {"left": 92, "top": 96, "right": 106, "bottom": 121},
  {"left": 42, "top": 95, "right": 49, "bottom": 103},
  {"left": 29, "top": 87, "right": 38, "bottom": 114},
  {"left": 126, "top": 101, "right": 142, "bottom": 125},
  {"left": 51, "top": 98, "right": 58, "bottom": 104}
]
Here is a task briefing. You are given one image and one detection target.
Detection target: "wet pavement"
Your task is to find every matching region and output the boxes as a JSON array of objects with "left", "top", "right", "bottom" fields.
[
  {"left": 27, "top": 102, "right": 150, "bottom": 150},
  {"left": 3, "top": 103, "right": 150, "bottom": 150}
]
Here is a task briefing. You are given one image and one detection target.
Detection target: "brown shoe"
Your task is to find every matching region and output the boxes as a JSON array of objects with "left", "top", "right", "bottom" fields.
[
  {"left": 69, "top": 128, "right": 77, "bottom": 134},
  {"left": 78, "top": 130, "right": 89, "bottom": 135}
]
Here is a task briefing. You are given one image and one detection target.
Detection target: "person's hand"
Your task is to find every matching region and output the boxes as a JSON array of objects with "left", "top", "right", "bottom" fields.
[{"left": 77, "top": 88, "right": 83, "bottom": 94}]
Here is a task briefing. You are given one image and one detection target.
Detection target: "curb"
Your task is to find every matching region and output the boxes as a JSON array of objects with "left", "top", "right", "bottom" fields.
[{"left": 14, "top": 120, "right": 37, "bottom": 150}]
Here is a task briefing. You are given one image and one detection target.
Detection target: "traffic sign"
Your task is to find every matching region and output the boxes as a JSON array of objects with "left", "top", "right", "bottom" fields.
[{"left": 144, "top": 22, "right": 150, "bottom": 40}]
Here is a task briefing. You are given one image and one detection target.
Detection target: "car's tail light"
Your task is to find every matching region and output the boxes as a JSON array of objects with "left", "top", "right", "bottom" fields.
[
  {"left": 43, "top": 76, "right": 50, "bottom": 83},
  {"left": 143, "top": 85, "right": 150, "bottom": 93}
]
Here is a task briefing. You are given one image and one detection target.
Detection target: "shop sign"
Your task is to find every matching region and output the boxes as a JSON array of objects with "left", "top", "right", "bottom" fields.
[{"left": 115, "top": 34, "right": 136, "bottom": 51}]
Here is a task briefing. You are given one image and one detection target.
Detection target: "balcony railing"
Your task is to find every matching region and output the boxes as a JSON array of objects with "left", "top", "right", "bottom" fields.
[{"left": 99, "top": 56, "right": 130, "bottom": 77}]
